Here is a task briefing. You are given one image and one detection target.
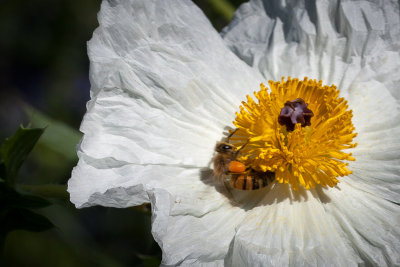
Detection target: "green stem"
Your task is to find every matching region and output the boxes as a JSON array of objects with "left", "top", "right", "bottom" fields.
[
  {"left": 18, "top": 184, "right": 68, "bottom": 199},
  {"left": 206, "top": 0, "right": 235, "bottom": 21}
]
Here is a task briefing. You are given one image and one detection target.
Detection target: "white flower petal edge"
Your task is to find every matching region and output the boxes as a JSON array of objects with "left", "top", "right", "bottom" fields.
[
  {"left": 220, "top": 0, "right": 400, "bottom": 266},
  {"left": 68, "top": 0, "right": 263, "bottom": 208}
]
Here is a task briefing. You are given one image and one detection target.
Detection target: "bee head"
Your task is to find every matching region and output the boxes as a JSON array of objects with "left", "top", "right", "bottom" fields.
[{"left": 215, "top": 142, "right": 235, "bottom": 154}]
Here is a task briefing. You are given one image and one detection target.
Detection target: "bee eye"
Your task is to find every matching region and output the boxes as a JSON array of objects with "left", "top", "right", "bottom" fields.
[{"left": 223, "top": 145, "right": 232, "bottom": 150}]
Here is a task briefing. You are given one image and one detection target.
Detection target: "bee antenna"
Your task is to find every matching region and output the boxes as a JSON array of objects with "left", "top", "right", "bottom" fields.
[
  {"left": 227, "top": 128, "right": 239, "bottom": 141},
  {"left": 234, "top": 139, "right": 250, "bottom": 158}
]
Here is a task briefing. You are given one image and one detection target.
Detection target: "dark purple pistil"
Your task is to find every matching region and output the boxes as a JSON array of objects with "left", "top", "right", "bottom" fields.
[{"left": 278, "top": 98, "right": 314, "bottom": 132}]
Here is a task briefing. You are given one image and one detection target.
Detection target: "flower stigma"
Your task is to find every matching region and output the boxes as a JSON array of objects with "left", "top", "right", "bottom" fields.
[{"left": 230, "top": 77, "right": 357, "bottom": 190}]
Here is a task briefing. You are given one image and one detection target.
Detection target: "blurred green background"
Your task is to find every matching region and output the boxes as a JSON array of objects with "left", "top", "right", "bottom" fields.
[{"left": 0, "top": 0, "right": 246, "bottom": 266}]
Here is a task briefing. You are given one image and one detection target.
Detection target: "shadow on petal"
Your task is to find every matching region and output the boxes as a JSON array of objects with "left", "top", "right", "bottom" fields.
[
  {"left": 199, "top": 167, "right": 234, "bottom": 201},
  {"left": 199, "top": 167, "right": 332, "bottom": 211}
]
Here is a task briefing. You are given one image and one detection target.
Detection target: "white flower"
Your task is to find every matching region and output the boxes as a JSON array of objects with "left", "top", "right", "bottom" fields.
[{"left": 68, "top": 0, "right": 400, "bottom": 266}]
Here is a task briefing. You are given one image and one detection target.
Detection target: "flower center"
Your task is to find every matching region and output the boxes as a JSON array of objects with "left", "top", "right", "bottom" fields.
[
  {"left": 230, "top": 77, "right": 357, "bottom": 190},
  {"left": 278, "top": 98, "right": 313, "bottom": 132}
]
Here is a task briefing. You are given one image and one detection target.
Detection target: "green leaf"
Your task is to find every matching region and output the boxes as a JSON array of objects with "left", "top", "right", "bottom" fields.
[
  {"left": 0, "top": 126, "right": 44, "bottom": 186},
  {"left": 0, "top": 184, "right": 51, "bottom": 210},
  {"left": 24, "top": 105, "right": 81, "bottom": 161},
  {"left": 205, "top": 0, "right": 235, "bottom": 21},
  {"left": 0, "top": 182, "right": 53, "bottom": 250},
  {"left": 19, "top": 184, "right": 68, "bottom": 200},
  {"left": 0, "top": 208, "right": 54, "bottom": 233},
  {"left": 11, "top": 194, "right": 52, "bottom": 209}
]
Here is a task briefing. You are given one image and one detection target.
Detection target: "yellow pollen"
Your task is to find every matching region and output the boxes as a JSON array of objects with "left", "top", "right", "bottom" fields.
[{"left": 231, "top": 77, "right": 357, "bottom": 190}]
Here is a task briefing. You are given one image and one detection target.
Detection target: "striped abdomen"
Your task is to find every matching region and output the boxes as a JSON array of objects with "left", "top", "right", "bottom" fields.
[{"left": 230, "top": 171, "right": 275, "bottom": 190}]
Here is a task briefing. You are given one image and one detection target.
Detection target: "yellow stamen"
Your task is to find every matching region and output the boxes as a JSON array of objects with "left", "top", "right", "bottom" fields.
[{"left": 231, "top": 77, "right": 357, "bottom": 190}]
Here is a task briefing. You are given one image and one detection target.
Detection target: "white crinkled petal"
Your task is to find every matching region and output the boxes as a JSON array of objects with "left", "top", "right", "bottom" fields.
[
  {"left": 226, "top": 181, "right": 400, "bottom": 266},
  {"left": 222, "top": 0, "right": 400, "bottom": 93},
  {"left": 68, "top": 0, "right": 263, "bottom": 207},
  {"left": 226, "top": 186, "right": 362, "bottom": 266},
  {"left": 149, "top": 186, "right": 240, "bottom": 266},
  {"left": 326, "top": 180, "right": 400, "bottom": 266},
  {"left": 343, "top": 80, "right": 400, "bottom": 203}
]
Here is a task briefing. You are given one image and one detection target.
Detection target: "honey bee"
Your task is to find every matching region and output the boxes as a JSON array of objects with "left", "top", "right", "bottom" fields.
[{"left": 212, "top": 131, "right": 274, "bottom": 190}]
